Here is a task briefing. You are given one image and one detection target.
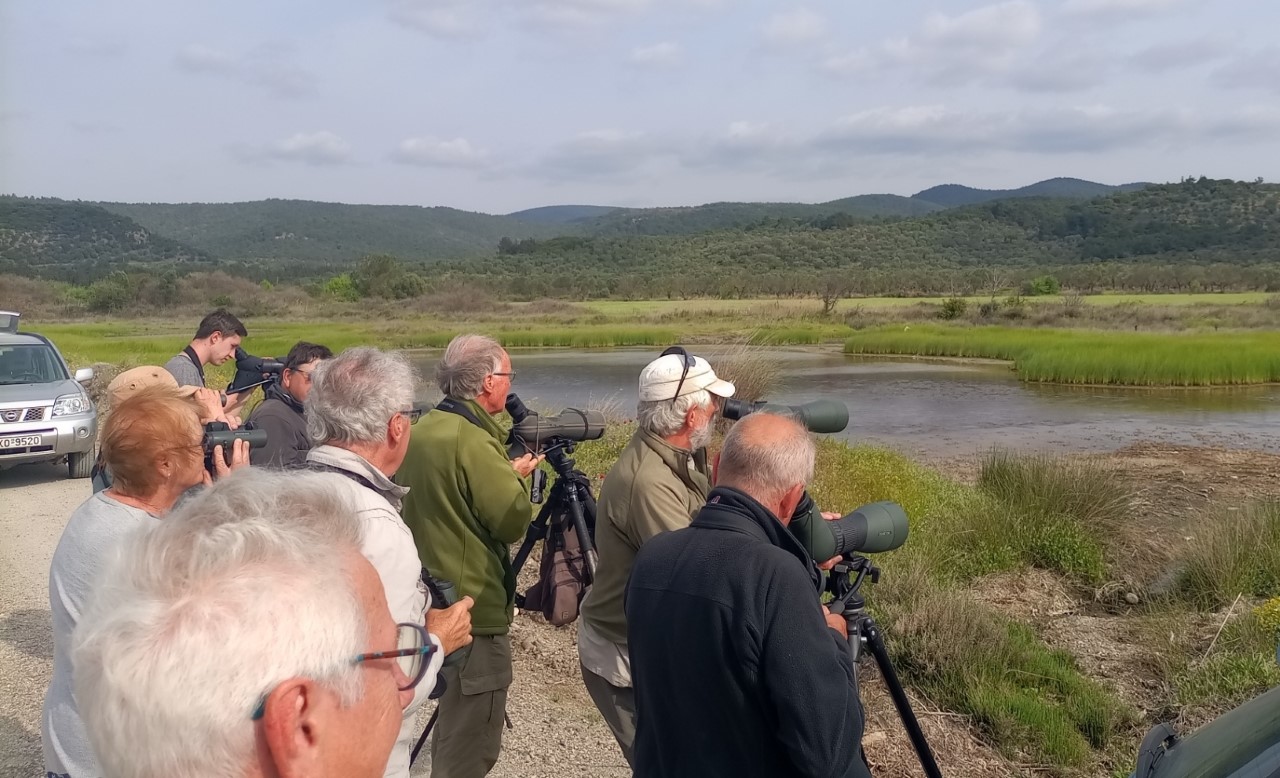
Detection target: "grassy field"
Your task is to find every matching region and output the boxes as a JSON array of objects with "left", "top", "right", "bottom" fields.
[
  {"left": 584, "top": 292, "right": 1272, "bottom": 315},
  {"left": 845, "top": 325, "right": 1280, "bottom": 386}
]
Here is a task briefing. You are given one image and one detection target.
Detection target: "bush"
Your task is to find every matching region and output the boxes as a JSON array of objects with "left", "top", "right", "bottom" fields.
[
  {"left": 1002, "top": 295, "right": 1027, "bottom": 319},
  {"left": 322, "top": 273, "right": 361, "bottom": 301},
  {"left": 1174, "top": 500, "right": 1280, "bottom": 606},
  {"left": 939, "top": 296, "right": 968, "bottom": 320},
  {"left": 978, "top": 299, "right": 1001, "bottom": 318},
  {"left": 1024, "top": 275, "right": 1061, "bottom": 296}
]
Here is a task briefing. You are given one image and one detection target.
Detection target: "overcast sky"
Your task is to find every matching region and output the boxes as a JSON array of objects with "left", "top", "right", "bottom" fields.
[{"left": 2, "top": 0, "right": 1277, "bottom": 213}]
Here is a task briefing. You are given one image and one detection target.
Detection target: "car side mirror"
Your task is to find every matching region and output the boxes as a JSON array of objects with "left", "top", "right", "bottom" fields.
[{"left": 74, "top": 368, "right": 94, "bottom": 384}]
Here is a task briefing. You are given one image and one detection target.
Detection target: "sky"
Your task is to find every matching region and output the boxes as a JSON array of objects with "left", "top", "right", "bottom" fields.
[{"left": 2, "top": 0, "right": 1277, "bottom": 213}]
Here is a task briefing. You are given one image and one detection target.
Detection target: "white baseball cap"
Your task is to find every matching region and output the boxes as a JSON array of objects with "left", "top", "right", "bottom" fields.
[{"left": 638, "top": 352, "right": 736, "bottom": 402}]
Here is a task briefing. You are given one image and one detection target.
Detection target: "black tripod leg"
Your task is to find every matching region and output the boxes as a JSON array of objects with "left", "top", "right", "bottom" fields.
[
  {"left": 564, "top": 490, "right": 597, "bottom": 581},
  {"left": 510, "top": 501, "right": 553, "bottom": 581},
  {"left": 863, "top": 622, "right": 944, "bottom": 778},
  {"left": 410, "top": 705, "right": 440, "bottom": 766}
]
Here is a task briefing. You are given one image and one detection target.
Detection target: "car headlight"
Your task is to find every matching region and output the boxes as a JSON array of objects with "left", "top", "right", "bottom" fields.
[{"left": 52, "top": 393, "right": 92, "bottom": 417}]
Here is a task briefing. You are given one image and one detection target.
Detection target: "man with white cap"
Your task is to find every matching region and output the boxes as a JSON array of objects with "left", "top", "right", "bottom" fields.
[{"left": 577, "top": 346, "right": 735, "bottom": 766}]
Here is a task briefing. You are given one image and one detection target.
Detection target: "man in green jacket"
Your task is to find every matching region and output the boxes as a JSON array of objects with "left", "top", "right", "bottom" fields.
[
  {"left": 397, "top": 334, "right": 542, "bottom": 778},
  {"left": 577, "top": 347, "right": 735, "bottom": 766}
]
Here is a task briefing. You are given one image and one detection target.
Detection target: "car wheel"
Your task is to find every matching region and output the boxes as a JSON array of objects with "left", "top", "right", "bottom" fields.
[{"left": 69, "top": 451, "right": 93, "bottom": 479}]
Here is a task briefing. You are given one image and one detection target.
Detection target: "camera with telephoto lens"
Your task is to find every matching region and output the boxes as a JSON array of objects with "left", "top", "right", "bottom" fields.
[
  {"left": 225, "top": 347, "right": 285, "bottom": 397},
  {"left": 202, "top": 421, "right": 266, "bottom": 472}
]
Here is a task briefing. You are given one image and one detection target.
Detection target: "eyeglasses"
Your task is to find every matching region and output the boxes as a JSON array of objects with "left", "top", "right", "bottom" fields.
[
  {"left": 660, "top": 346, "right": 696, "bottom": 405},
  {"left": 491, "top": 371, "right": 516, "bottom": 381},
  {"left": 251, "top": 622, "right": 436, "bottom": 720},
  {"left": 400, "top": 408, "right": 424, "bottom": 425}
]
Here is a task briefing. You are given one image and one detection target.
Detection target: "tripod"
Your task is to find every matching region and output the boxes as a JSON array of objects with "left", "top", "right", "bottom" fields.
[
  {"left": 826, "top": 556, "right": 943, "bottom": 778},
  {"left": 410, "top": 437, "right": 598, "bottom": 767},
  {"left": 510, "top": 437, "right": 598, "bottom": 588}
]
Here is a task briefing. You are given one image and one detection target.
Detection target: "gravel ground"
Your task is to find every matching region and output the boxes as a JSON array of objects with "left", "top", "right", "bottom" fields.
[{"left": 0, "top": 462, "right": 90, "bottom": 778}]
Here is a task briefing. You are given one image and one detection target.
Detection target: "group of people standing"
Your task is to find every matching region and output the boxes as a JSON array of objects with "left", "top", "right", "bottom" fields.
[{"left": 40, "top": 308, "right": 870, "bottom": 778}]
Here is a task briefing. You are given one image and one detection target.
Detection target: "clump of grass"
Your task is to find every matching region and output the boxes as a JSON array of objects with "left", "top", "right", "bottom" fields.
[
  {"left": 974, "top": 451, "right": 1130, "bottom": 583},
  {"left": 1172, "top": 500, "right": 1280, "bottom": 607},
  {"left": 872, "top": 560, "right": 1135, "bottom": 766},
  {"left": 703, "top": 339, "right": 782, "bottom": 402},
  {"left": 844, "top": 325, "right": 1280, "bottom": 386},
  {"left": 1175, "top": 611, "right": 1280, "bottom": 713}
]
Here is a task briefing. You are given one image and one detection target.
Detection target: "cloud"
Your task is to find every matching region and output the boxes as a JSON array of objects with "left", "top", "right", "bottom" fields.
[
  {"left": 387, "top": 0, "right": 481, "bottom": 38},
  {"left": 174, "top": 43, "right": 317, "bottom": 99},
  {"left": 1211, "top": 48, "right": 1280, "bottom": 95},
  {"left": 760, "top": 8, "right": 826, "bottom": 48},
  {"left": 1062, "top": 0, "right": 1189, "bottom": 19},
  {"left": 629, "top": 42, "right": 681, "bottom": 67},
  {"left": 1007, "top": 49, "right": 1109, "bottom": 92},
  {"left": 1130, "top": 37, "right": 1229, "bottom": 72},
  {"left": 388, "top": 0, "right": 652, "bottom": 38},
  {"left": 824, "top": 0, "right": 1041, "bottom": 86},
  {"left": 241, "top": 131, "right": 353, "bottom": 165},
  {"left": 529, "top": 129, "right": 672, "bottom": 181},
  {"left": 393, "top": 137, "right": 490, "bottom": 168}
]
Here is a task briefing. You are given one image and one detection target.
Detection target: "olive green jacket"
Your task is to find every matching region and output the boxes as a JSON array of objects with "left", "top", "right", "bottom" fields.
[
  {"left": 397, "top": 398, "right": 534, "bottom": 635},
  {"left": 579, "top": 428, "right": 711, "bottom": 645}
]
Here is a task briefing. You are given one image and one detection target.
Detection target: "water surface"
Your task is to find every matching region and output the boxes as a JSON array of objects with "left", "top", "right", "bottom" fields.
[{"left": 413, "top": 347, "right": 1280, "bottom": 458}]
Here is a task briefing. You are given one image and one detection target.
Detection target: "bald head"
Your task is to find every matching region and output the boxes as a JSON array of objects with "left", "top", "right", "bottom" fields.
[{"left": 716, "top": 413, "right": 816, "bottom": 511}]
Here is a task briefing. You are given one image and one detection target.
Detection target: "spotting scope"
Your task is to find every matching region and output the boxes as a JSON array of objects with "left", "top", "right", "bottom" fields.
[
  {"left": 789, "top": 493, "right": 909, "bottom": 560},
  {"left": 721, "top": 398, "right": 849, "bottom": 434},
  {"left": 505, "top": 393, "right": 606, "bottom": 453}
]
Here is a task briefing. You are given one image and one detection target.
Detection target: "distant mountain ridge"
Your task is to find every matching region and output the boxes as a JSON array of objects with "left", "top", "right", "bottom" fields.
[{"left": 912, "top": 177, "right": 1150, "bottom": 208}]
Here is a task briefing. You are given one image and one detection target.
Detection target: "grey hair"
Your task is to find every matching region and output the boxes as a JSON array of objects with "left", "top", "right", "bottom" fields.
[
  {"left": 716, "top": 411, "right": 815, "bottom": 503},
  {"left": 436, "top": 334, "right": 505, "bottom": 399},
  {"left": 636, "top": 389, "right": 714, "bottom": 437},
  {"left": 307, "top": 347, "right": 418, "bottom": 445},
  {"left": 72, "top": 469, "right": 368, "bottom": 778}
]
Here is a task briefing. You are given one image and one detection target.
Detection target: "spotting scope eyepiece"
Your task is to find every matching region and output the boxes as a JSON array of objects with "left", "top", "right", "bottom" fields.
[{"left": 721, "top": 398, "right": 850, "bottom": 434}]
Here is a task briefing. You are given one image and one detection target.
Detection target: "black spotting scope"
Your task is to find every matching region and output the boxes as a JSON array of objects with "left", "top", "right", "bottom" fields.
[
  {"left": 789, "top": 493, "right": 909, "bottom": 560},
  {"left": 721, "top": 398, "right": 850, "bottom": 434},
  {"left": 227, "top": 347, "right": 286, "bottom": 395}
]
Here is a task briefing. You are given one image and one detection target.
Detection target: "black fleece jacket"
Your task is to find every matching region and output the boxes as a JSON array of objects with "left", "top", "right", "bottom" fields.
[
  {"left": 245, "top": 383, "right": 310, "bottom": 468},
  {"left": 625, "top": 486, "right": 870, "bottom": 778}
]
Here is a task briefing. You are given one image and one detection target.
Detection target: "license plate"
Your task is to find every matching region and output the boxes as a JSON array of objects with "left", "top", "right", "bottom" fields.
[{"left": 0, "top": 435, "right": 42, "bottom": 449}]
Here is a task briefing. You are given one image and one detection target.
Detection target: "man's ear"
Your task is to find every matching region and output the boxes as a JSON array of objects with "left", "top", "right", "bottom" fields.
[
  {"left": 387, "top": 413, "right": 406, "bottom": 446},
  {"left": 259, "top": 679, "right": 325, "bottom": 778},
  {"left": 778, "top": 483, "right": 806, "bottom": 525}
]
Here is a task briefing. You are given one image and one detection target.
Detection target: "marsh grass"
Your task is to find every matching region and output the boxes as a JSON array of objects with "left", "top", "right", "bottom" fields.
[
  {"left": 844, "top": 325, "right": 1280, "bottom": 386},
  {"left": 1172, "top": 500, "right": 1280, "bottom": 607}
]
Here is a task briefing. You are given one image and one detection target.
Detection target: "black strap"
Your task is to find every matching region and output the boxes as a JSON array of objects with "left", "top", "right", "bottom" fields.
[
  {"left": 182, "top": 345, "right": 206, "bottom": 387},
  {"left": 434, "top": 397, "right": 487, "bottom": 431},
  {"left": 304, "top": 461, "right": 381, "bottom": 494}
]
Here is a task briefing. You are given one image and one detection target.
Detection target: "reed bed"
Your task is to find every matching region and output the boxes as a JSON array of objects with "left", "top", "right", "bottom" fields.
[{"left": 844, "top": 325, "right": 1280, "bottom": 386}]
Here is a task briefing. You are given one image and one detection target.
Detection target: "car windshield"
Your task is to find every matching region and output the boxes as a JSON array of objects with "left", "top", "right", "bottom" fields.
[{"left": 0, "top": 344, "right": 68, "bottom": 385}]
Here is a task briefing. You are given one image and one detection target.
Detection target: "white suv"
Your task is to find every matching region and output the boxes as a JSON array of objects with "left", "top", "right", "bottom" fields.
[{"left": 0, "top": 311, "right": 97, "bottom": 478}]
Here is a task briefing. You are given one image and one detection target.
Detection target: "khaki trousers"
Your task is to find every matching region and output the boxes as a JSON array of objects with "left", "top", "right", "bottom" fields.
[
  {"left": 430, "top": 634, "right": 513, "bottom": 778},
  {"left": 580, "top": 663, "right": 637, "bottom": 768}
]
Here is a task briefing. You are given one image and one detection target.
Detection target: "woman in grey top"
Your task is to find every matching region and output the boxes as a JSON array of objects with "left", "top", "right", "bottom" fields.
[{"left": 42, "top": 386, "right": 246, "bottom": 778}]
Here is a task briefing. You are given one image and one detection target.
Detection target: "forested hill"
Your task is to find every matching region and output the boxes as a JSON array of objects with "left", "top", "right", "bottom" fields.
[
  {"left": 0, "top": 198, "right": 213, "bottom": 281},
  {"left": 522, "top": 178, "right": 1145, "bottom": 237},
  {"left": 912, "top": 177, "right": 1150, "bottom": 207},
  {"left": 452, "top": 179, "right": 1280, "bottom": 298},
  {"left": 95, "top": 199, "right": 564, "bottom": 265}
]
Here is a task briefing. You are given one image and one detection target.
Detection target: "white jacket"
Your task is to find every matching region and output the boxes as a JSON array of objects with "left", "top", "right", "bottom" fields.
[{"left": 306, "top": 445, "right": 443, "bottom": 778}]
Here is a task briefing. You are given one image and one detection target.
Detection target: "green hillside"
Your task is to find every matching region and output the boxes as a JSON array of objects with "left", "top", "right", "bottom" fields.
[
  {"left": 0, "top": 197, "right": 214, "bottom": 281},
  {"left": 96, "top": 199, "right": 563, "bottom": 266},
  {"left": 438, "top": 179, "right": 1280, "bottom": 298},
  {"left": 913, "top": 177, "right": 1149, "bottom": 207},
  {"left": 506, "top": 205, "right": 622, "bottom": 224}
]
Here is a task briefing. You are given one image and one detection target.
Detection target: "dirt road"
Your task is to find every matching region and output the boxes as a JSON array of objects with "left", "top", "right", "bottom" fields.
[{"left": 0, "top": 463, "right": 90, "bottom": 777}]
